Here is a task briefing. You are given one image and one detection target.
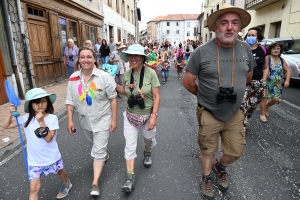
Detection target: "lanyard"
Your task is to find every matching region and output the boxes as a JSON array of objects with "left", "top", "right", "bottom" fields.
[
  {"left": 216, "top": 42, "right": 235, "bottom": 88},
  {"left": 130, "top": 67, "right": 144, "bottom": 93}
]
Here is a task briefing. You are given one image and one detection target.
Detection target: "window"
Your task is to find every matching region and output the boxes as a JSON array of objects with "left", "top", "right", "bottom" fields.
[
  {"left": 176, "top": 22, "right": 180, "bottom": 26},
  {"left": 167, "top": 30, "right": 170, "bottom": 34},
  {"left": 196, "top": 21, "right": 199, "bottom": 27},
  {"left": 230, "top": 0, "right": 235, "bottom": 6},
  {"left": 187, "top": 22, "right": 190, "bottom": 27},
  {"left": 108, "top": 0, "right": 112, "bottom": 6},
  {"left": 131, "top": 10, "right": 134, "bottom": 23},
  {"left": 27, "top": 7, "right": 45, "bottom": 18},
  {"left": 211, "top": 9, "right": 213, "bottom": 14},
  {"left": 59, "top": 18, "right": 67, "bottom": 55},
  {"left": 86, "top": 25, "right": 90, "bottom": 40},
  {"left": 216, "top": 4, "right": 219, "bottom": 10},
  {"left": 187, "top": 31, "right": 190, "bottom": 36},
  {"left": 127, "top": 6, "right": 130, "bottom": 21},
  {"left": 122, "top": 0, "right": 125, "bottom": 17},
  {"left": 68, "top": 20, "right": 78, "bottom": 45},
  {"left": 116, "top": 0, "right": 119, "bottom": 12},
  {"left": 167, "top": 22, "right": 170, "bottom": 26},
  {"left": 176, "top": 30, "right": 179, "bottom": 34},
  {"left": 91, "top": 27, "right": 96, "bottom": 45}
]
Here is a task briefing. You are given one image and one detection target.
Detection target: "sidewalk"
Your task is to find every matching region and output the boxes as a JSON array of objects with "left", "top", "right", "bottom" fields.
[{"left": 0, "top": 80, "right": 68, "bottom": 157}]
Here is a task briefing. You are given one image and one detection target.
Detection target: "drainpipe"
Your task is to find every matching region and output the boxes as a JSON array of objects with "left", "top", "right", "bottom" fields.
[
  {"left": 16, "top": 0, "right": 33, "bottom": 89},
  {"left": 1, "top": 0, "right": 25, "bottom": 99}
]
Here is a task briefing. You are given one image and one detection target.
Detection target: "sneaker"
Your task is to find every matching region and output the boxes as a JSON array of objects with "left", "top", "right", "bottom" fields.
[
  {"left": 212, "top": 161, "right": 229, "bottom": 192},
  {"left": 162, "top": 81, "right": 165, "bottom": 84},
  {"left": 122, "top": 174, "right": 135, "bottom": 192},
  {"left": 200, "top": 177, "right": 214, "bottom": 200},
  {"left": 143, "top": 151, "right": 152, "bottom": 168},
  {"left": 90, "top": 185, "right": 100, "bottom": 196}
]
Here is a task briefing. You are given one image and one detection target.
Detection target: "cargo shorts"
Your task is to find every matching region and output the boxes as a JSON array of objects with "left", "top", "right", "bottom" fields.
[{"left": 196, "top": 106, "right": 246, "bottom": 157}]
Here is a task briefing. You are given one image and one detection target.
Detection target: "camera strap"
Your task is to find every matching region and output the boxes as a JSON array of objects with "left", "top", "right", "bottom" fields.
[
  {"left": 216, "top": 42, "right": 235, "bottom": 88},
  {"left": 130, "top": 66, "right": 145, "bottom": 94}
]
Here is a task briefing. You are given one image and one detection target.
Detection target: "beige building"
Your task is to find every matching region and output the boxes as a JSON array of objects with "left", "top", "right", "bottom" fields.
[
  {"left": 102, "top": 0, "right": 136, "bottom": 43},
  {"left": 245, "top": 0, "right": 300, "bottom": 38},
  {"left": 147, "top": 16, "right": 165, "bottom": 41},
  {"left": 202, "top": 0, "right": 246, "bottom": 42}
]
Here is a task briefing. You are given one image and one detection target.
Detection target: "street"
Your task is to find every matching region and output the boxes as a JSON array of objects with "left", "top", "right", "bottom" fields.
[{"left": 0, "top": 68, "right": 299, "bottom": 200}]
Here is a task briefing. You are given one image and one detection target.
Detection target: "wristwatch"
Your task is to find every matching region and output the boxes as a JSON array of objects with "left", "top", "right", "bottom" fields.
[{"left": 151, "top": 112, "right": 158, "bottom": 116}]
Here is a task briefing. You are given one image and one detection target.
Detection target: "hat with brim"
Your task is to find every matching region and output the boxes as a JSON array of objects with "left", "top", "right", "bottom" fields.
[
  {"left": 117, "top": 44, "right": 127, "bottom": 50},
  {"left": 207, "top": 4, "right": 251, "bottom": 32},
  {"left": 120, "top": 44, "right": 149, "bottom": 62},
  {"left": 24, "top": 88, "right": 56, "bottom": 113}
]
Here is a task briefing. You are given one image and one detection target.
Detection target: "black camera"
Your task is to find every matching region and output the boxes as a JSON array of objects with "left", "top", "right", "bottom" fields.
[
  {"left": 68, "top": 55, "right": 73, "bottom": 60},
  {"left": 128, "top": 94, "right": 145, "bottom": 109},
  {"left": 216, "top": 87, "right": 237, "bottom": 103}
]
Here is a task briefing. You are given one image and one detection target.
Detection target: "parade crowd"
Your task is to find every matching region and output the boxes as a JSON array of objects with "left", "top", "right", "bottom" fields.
[{"left": 2, "top": 4, "right": 291, "bottom": 200}]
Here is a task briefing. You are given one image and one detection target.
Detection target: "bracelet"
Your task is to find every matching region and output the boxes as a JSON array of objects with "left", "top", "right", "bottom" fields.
[
  {"left": 151, "top": 112, "right": 158, "bottom": 116},
  {"left": 34, "top": 127, "right": 49, "bottom": 138}
]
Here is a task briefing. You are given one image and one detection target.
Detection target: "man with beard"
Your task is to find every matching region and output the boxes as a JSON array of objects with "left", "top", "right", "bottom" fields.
[{"left": 182, "top": 4, "right": 255, "bottom": 200}]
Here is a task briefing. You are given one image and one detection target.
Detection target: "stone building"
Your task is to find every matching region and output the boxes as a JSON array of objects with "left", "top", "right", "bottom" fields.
[{"left": 0, "top": 0, "right": 104, "bottom": 105}]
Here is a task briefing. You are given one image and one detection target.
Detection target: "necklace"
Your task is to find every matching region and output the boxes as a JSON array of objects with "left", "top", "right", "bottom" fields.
[{"left": 78, "top": 76, "right": 98, "bottom": 106}]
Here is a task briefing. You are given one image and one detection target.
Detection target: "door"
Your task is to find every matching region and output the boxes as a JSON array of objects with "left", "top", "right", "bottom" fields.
[
  {"left": 0, "top": 47, "right": 8, "bottom": 105},
  {"left": 28, "top": 19, "right": 55, "bottom": 87},
  {"left": 49, "top": 11, "right": 67, "bottom": 81}
]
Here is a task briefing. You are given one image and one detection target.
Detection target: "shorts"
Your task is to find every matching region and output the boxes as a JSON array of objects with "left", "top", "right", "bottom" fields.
[
  {"left": 196, "top": 106, "right": 246, "bottom": 157},
  {"left": 161, "top": 70, "right": 169, "bottom": 78},
  {"left": 28, "top": 158, "right": 64, "bottom": 180}
]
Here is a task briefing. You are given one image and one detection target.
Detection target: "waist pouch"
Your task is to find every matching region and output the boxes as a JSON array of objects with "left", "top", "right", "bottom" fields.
[{"left": 126, "top": 110, "right": 150, "bottom": 128}]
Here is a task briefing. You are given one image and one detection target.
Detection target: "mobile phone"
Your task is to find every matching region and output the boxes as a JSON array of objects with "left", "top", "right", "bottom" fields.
[{"left": 72, "top": 128, "right": 76, "bottom": 134}]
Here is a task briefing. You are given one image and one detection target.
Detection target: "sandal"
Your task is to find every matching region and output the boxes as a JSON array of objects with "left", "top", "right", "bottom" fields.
[
  {"left": 266, "top": 111, "right": 269, "bottom": 117},
  {"left": 260, "top": 115, "right": 267, "bottom": 122},
  {"left": 56, "top": 179, "right": 72, "bottom": 199}
]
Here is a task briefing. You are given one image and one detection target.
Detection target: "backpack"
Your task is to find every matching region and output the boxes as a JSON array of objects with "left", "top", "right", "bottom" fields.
[{"left": 260, "top": 45, "right": 267, "bottom": 56}]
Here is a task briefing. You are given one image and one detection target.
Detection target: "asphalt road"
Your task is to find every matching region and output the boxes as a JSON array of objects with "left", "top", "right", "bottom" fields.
[{"left": 0, "top": 67, "right": 299, "bottom": 200}]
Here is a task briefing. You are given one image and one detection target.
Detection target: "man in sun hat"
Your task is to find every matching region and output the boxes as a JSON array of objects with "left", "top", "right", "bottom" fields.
[{"left": 182, "top": 4, "right": 255, "bottom": 199}]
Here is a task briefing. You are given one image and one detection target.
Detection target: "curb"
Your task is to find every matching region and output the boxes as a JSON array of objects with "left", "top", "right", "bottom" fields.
[{"left": 0, "top": 108, "right": 67, "bottom": 163}]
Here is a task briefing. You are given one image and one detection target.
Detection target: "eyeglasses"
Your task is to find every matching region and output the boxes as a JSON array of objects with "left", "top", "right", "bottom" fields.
[{"left": 272, "top": 47, "right": 281, "bottom": 51}]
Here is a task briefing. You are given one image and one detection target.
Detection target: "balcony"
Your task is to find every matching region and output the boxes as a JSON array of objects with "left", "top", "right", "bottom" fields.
[{"left": 245, "top": 0, "right": 282, "bottom": 10}]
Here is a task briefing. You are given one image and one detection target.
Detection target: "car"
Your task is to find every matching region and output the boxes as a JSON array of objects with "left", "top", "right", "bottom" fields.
[{"left": 259, "top": 37, "right": 300, "bottom": 82}]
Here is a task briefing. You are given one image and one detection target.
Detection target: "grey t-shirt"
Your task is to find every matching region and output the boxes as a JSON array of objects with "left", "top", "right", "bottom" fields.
[
  {"left": 186, "top": 39, "right": 255, "bottom": 122},
  {"left": 108, "top": 42, "right": 116, "bottom": 52}
]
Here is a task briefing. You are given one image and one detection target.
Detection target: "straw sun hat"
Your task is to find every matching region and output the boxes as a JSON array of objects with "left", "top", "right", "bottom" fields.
[{"left": 207, "top": 4, "right": 251, "bottom": 31}]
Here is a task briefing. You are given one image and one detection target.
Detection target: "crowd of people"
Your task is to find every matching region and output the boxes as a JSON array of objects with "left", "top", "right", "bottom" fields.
[{"left": 2, "top": 3, "right": 292, "bottom": 200}]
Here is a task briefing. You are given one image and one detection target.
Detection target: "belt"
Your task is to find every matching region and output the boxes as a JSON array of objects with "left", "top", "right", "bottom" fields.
[{"left": 198, "top": 103, "right": 212, "bottom": 114}]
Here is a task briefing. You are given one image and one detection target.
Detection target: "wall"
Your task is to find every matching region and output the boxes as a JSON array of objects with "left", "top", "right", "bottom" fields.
[
  {"left": 157, "top": 20, "right": 185, "bottom": 44},
  {"left": 7, "top": 0, "right": 33, "bottom": 92},
  {"left": 102, "top": 0, "right": 135, "bottom": 43},
  {"left": 245, "top": 0, "right": 300, "bottom": 38}
]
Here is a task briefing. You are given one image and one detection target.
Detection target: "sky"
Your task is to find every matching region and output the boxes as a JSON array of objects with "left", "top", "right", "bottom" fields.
[{"left": 137, "top": 0, "right": 204, "bottom": 31}]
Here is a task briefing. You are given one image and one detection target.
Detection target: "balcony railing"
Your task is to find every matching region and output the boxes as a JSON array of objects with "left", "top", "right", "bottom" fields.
[{"left": 245, "top": 0, "right": 282, "bottom": 10}]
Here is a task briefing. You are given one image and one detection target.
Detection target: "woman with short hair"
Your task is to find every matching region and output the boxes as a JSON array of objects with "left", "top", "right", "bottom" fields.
[{"left": 64, "top": 38, "right": 79, "bottom": 77}]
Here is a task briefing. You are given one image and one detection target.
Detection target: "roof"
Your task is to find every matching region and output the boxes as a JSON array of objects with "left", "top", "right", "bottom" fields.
[
  {"left": 147, "top": 16, "right": 166, "bottom": 23},
  {"left": 148, "top": 14, "right": 200, "bottom": 23}
]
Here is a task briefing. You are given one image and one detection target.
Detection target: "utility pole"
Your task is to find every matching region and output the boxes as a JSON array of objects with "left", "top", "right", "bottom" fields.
[{"left": 134, "top": 0, "right": 139, "bottom": 42}]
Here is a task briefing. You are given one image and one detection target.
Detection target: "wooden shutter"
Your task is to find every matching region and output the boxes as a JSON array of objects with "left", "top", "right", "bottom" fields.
[
  {"left": 0, "top": 47, "right": 8, "bottom": 104},
  {"left": 79, "top": 21, "right": 86, "bottom": 47},
  {"left": 49, "top": 11, "right": 61, "bottom": 62}
]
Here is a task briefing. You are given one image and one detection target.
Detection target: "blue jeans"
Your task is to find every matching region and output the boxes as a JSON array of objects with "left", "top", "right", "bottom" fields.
[
  {"left": 161, "top": 70, "right": 169, "bottom": 78},
  {"left": 67, "top": 65, "right": 74, "bottom": 77},
  {"left": 184, "top": 54, "right": 190, "bottom": 60},
  {"left": 101, "top": 56, "right": 110, "bottom": 65}
]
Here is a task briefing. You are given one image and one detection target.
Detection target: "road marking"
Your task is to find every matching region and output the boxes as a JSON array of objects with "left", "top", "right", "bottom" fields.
[
  {"left": 0, "top": 145, "right": 25, "bottom": 167},
  {"left": 281, "top": 100, "right": 300, "bottom": 110}
]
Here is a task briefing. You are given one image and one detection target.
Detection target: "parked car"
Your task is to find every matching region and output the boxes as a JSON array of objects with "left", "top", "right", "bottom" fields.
[{"left": 259, "top": 37, "right": 300, "bottom": 82}]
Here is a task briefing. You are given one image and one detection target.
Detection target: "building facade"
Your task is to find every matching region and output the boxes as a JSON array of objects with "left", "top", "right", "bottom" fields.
[
  {"left": 245, "top": 0, "right": 300, "bottom": 38},
  {"left": 146, "top": 16, "right": 164, "bottom": 41},
  {"left": 0, "top": 0, "right": 104, "bottom": 105},
  {"left": 202, "top": 0, "right": 246, "bottom": 42},
  {"left": 102, "top": 0, "right": 136, "bottom": 43},
  {"left": 155, "top": 14, "right": 199, "bottom": 44}
]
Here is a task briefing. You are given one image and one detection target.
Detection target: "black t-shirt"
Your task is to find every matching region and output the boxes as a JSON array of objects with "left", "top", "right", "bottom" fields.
[
  {"left": 252, "top": 45, "right": 266, "bottom": 80},
  {"left": 100, "top": 47, "right": 110, "bottom": 57}
]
